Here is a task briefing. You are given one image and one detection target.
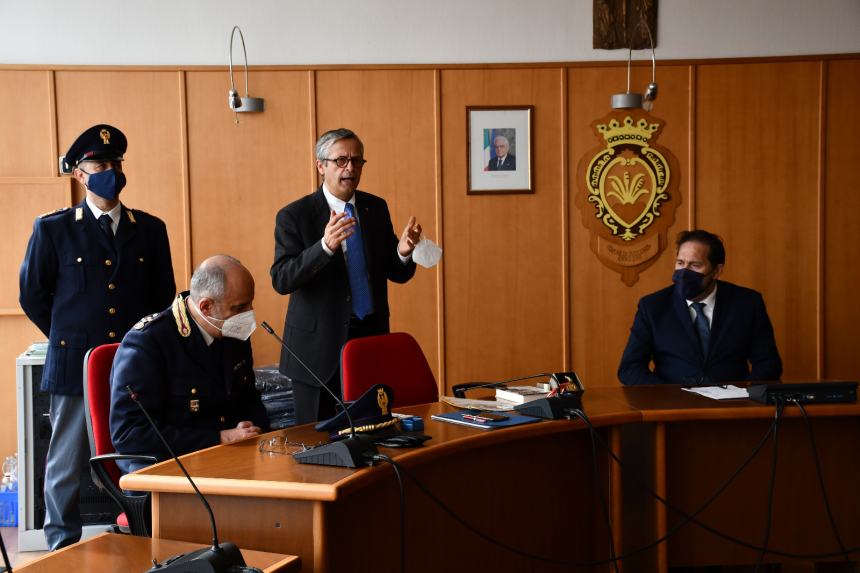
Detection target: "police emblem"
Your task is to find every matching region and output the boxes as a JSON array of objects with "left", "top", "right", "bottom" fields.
[
  {"left": 100, "top": 128, "right": 110, "bottom": 144},
  {"left": 576, "top": 111, "right": 681, "bottom": 286}
]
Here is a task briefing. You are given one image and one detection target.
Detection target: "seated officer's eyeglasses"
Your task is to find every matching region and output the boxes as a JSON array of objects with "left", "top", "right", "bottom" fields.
[
  {"left": 323, "top": 156, "right": 367, "bottom": 168},
  {"left": 258, "top": 435, "right": 322, "bottom": 455}
]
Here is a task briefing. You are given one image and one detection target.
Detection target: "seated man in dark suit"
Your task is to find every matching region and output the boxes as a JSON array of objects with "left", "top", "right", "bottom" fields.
[
  {"left": 618, "top": 230, "right": 782, "bottom": 386},
  {"left": 109, "top": 254, "right": 269, "bottom": 472}
]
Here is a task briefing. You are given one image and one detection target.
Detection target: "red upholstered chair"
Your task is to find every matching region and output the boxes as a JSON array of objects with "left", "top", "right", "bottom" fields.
[
  {"left": 340, "top": 332, "right": 439, "bottom": 406},
  {"left": 83, "top": 343, "right": 155, "bottom": 536}
]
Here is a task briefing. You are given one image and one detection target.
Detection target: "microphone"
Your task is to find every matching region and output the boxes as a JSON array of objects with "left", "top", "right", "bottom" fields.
[
  {"left": 260, "top": 321, "right": 377, "bottom": 468},
  {"left": 126, "top": 386, "right": 261, "bottom": 573},
  {"left": 450, "top": 372, "right": 554, "bottom": 398}
]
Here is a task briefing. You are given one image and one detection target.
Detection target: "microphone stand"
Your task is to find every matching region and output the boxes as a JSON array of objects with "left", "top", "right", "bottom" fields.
[
  {"left": 260, "top": 322, "right": 377, "bottom": 468},
  {"left": 0, "top": 526, "right": 12, "bottom": 573},
  {"left": 126, "top": 387, "right": 256, "bottom": 573}
]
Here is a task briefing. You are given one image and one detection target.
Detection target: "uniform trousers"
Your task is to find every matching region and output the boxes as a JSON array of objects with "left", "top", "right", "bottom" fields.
[{"left": 43, "top": 393, "right": 89, "bottom": 550}]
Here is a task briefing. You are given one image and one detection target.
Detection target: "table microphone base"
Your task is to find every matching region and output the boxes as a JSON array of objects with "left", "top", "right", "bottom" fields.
[
  {"left": 514, "top": 393, "right": 584, "bottom": 419},
  {"left": 145, "top": 541, "right": 253, "bottom": 573},
  {"left": 293, "top": 434, "right": 378, "bottom": 468}
]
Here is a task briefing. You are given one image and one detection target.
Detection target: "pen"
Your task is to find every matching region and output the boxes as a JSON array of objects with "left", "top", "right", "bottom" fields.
[{"left": 462, "top": 413, "right": 491, "bottom": 423}]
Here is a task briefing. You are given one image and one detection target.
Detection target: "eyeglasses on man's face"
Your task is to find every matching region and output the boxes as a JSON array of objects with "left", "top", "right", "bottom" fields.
[{"left": 323, "top": 156, "right": 367, "bottom": 168}]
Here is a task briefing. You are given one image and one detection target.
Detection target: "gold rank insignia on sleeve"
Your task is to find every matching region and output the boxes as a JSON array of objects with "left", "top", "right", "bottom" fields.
[{"left": 133, "top": 313, "right": 160, "bottom": 330}]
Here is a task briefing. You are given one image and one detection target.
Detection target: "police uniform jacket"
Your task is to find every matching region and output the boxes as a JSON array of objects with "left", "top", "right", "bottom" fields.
[
  {"left": 109, "top": 293, "right": 270, "bottom": 461},
  {"left": 19, "top": 201, "right": 176, "bottom": 395}
]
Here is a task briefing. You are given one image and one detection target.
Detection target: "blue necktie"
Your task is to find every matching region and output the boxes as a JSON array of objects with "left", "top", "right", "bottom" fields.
[
  {"left": 691, "top": 301, "right": 710, "bottom": 356},
  {"left": 343, "top": 203, "right": 372, "bottom": 319}
]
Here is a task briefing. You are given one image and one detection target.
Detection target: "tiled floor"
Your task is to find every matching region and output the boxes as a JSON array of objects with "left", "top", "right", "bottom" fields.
[{"left": 1, "top": 526, "right": 47, "bottom": 569}]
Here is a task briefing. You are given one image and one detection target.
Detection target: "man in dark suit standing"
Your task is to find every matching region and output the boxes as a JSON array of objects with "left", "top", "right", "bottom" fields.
[
  {"left": 271, "top": 128, "right": 422, "bottom": 423},
  {"left": 19, "top": 124, "right": 176, "bottom": 549},
  {"left": 618, "top": 230, "right": 782, "bottom": 386},
  {"left": 487, "top": 135, "right": 516, "bottom": 171}
]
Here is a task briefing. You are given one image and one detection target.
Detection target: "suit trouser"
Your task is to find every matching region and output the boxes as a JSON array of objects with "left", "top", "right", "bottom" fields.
[
  {"left": 43, "top": 393, "right": 89, "bottom": 550},
  {"left": 292, "top": 313, "right": 387, "bottom": 425}
]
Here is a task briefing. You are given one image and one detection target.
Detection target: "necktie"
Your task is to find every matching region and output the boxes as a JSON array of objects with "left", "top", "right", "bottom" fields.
[
  {"left": 691, "top": 301, "right": 710, "bottom": 356},
  {"left": 98, "top": 213, "right": 114, "bottom": 238},
  {"left": 497, "top": 158, "right": 503, "bottom": 168},
  {"left": 343, "top": 203, "right": 372, "bottom": 319}
]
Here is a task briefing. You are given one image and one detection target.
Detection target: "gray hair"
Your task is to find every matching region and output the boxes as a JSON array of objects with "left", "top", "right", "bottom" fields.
[
  {"left": 189, "top": 254, "right": 242, "bottom": 301},
  {"left": 494, "top": 135, "right": 510, "bottom": 146},
  {"left": 315, "top": 128, "right": 364, "bottom": 162}
]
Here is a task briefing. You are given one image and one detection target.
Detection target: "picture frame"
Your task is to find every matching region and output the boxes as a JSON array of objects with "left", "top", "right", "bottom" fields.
[{"left": 466, "top": 105, "right": 534, "bottom": 194}]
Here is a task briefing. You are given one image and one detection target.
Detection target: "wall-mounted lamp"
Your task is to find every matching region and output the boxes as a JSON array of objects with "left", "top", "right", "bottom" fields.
[
  {"left": 611, "top": 24, "right": 658, "bottom": 111},
  {"left": 228, "top": 25, "right": 264, "bottom": 123}
]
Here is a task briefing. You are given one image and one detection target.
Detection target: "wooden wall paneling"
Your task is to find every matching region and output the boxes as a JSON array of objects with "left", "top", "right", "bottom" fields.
[
  {"left": 0, "top": 177, "right": 71, "bottom": 459},
  {"left": 823, "top": 59, "right": 860, "bottom": 379},
  {"left": 695, "top": 62, "right": 821, "bottom": 380},
  {"left": 567, "top": 65, "right": 693, "bottom": 387},
  {"left": 185, "top": 70, "right": 313, "bottom": 367},
  {"left": 0, "top": 70, "right": 55, "bottom": 177},
  {"left": 440, "top": 68, "right": 565, "bottom": 388},
  {"left": 314, "top": 70, "right": 441, "bottom": 385},
  {"left": 54, "top": 70, "right": 188, "bottom": 289}
]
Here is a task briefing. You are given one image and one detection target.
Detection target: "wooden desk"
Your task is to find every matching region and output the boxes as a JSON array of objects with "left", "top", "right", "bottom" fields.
[
  {"left": 613, "top": 385, "right": 860, "bottom": 571},
  {"left": 121, "top": 386, "right": 860, "bottom": 572},
  {"left": 122, "top": 396, "right": 639, "bottom": 573},
  {"left": 13, "top": 531, "right": 300, "bottom": 572}
]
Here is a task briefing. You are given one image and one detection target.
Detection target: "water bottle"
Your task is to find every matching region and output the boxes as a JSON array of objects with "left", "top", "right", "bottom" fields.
[{"left": 1, "top": 454, "right": 17, "bottom": 493}]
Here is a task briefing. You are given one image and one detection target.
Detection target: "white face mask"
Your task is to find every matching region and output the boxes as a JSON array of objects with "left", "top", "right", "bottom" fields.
[{"left": 200, "top": 308, "right": 257, "bottom": 341}]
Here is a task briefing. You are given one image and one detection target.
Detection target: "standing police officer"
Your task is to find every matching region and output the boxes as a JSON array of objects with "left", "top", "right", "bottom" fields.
[{"left": 18, "top": 124, "right": 176, "bottom": 549}]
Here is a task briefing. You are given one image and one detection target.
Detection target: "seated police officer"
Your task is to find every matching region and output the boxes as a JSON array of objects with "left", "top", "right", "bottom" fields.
[
  {"left": 19, "top": 124, "right": 175, "bottom": 549},
  {"left": 109, "top": 254, "right": 269, "bottom": 473}
]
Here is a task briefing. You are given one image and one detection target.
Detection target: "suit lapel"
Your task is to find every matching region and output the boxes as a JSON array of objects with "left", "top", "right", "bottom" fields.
[
  {"left": 78, "top": 200, "right": 116, "bottom": 255},
  {"left": 708, "top": 283, "right": 728, "bottom": 355},
  {"left": 672, "top": 291, "right": 704, "bottom": 360},
  {"left": 313, "top": 187, "right": 348, "bottom": 275},
  {"left": 114, "top": 206, "right": 138, "bottom": 250}
]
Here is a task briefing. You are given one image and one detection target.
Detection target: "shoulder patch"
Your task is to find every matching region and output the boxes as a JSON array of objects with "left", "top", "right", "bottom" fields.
[
  {"left": 38, "top": 207, "right": 70, "bottom": 219},
  {"left": 133, "top": 312, "right": 162, "bottom": 330}
]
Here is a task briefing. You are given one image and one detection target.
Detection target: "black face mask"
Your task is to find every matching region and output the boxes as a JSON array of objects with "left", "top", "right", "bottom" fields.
[{"left": 672, "top": 268, "right": 711, "bottom": 300}]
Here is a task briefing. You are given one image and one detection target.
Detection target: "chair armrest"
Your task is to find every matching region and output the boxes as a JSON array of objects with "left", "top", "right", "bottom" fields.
[{"left": 89, "top": 454, "right": 157, "bottom": 537}]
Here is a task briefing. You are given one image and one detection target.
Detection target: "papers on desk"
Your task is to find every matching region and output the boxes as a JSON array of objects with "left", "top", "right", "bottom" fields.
[
  {"left": 682, "top": 385, "right": 749, "bottom": 400},
  {"left": 439, "top": 395, "right": 517, "bottom": 412}
]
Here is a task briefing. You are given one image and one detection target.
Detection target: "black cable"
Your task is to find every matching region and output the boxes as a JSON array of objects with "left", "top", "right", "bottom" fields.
[
  {"left": 584, "top": 413, "right": 620, "bottom": 573},
  {"left": 372, "top": 454, "right": 406, "bottom": 573},
  {"left": 571, "top": 406, "right": 860, "bottom": 561},
  {"left": 792, "top": 399, "right": 850, "bottom": 562},
  {"left": 754, "top": 401, "right": 784, "bottom": 572}
]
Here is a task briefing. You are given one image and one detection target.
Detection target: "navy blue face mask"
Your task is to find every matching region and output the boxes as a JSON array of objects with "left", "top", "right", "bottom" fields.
[
  {"left": 85, "top": 169, "right": 126, "bottom": 201},
  {"left": 673, "top": 267, "right": 711, "bottom": 300}
]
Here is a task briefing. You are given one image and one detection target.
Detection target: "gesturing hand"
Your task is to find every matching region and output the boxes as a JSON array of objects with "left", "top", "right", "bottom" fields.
[
  {"left": 398, "top": 216, "right": 422, "bottom": 256},
  {"left": 323, "top": 209, "right": 356, "bottom": 252}
]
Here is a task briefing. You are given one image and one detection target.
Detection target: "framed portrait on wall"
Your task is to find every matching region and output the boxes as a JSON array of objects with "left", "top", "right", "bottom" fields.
[{"left": 467, "top": 105, "right": 534, "bottom": 194}]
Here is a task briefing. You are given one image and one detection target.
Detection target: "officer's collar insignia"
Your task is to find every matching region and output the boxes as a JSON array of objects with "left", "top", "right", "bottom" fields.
[
  {"left": 172, "top": 293, "right": 193, "bottom": 338},
  {"left": 133, "top": 313, "right": 159, "bottom": 330},
  {"left": 126, "top": 209, "right": 137, "bottom": 224},
  {"left": 75, "top": 207, "right": 83, "bottom": 221},
  {"left": 100, "top": 128, "right": 110, "bottom": 145}
]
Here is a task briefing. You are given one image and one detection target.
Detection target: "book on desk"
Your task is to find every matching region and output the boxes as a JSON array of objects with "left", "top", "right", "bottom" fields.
[{"left": 430, "top": 410, "right": 542, "bottom": 430}]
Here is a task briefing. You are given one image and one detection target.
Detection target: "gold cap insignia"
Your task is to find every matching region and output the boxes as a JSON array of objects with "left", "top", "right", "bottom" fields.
[
  {"left": 377, "top": 386, "right": 390, "bottom": 415},
  {"left": 100, "top": 129, "right": 110, "bottom": 144}
]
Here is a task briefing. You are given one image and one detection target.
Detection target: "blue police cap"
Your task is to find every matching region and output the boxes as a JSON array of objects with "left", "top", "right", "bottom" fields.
[
  {"left": 315, "top": 384, "right": 398, "bottom": 439},
  {"left": 60, "top": 124, "right": 127, "bottom": 174}
]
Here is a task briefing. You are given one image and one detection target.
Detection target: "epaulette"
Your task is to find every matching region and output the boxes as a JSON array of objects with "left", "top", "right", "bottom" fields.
[
  {"left": 133, "top": 312, "right": 162, "bottom": 330},
  {"left": 38, "top": 207, "right": 70, "bottom": 219}
]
